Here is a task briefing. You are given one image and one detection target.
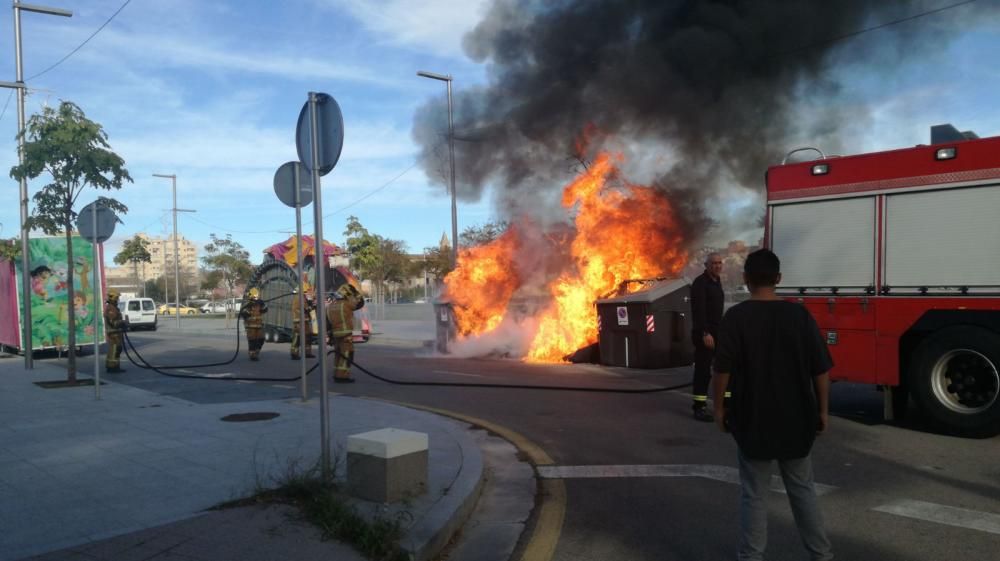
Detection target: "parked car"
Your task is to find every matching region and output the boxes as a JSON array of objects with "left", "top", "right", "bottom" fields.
[
  {"left": 119, "top": 297, "right": 157, "bottom": 331},
  {"left": 200, "top": 302, "right": 227, "bottom": 314},
  {"left": 157, "top": 304, "right": 198, "bottom": 315}
]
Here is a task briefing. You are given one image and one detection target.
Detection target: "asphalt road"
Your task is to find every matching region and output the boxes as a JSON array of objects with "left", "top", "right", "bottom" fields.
[{"left": 48, "top": 319, "right": 1000, "bottom": 561}]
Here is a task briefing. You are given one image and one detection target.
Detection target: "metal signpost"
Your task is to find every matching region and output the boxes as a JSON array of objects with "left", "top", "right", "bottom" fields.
[
  {"left": 273, "top": 161, "right": 313, "bottom": 402},
  {"left": 77, "top": 200, "right": 116, "bottom": 399},
  {"left": 295, "top": 92, "right": 345, "bottom": 480}
]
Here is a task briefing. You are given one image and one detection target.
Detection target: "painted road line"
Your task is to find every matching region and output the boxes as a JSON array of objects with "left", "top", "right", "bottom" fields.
[
  {"left": 272, "top": 384, "right": 294, "bottom": 389},
  {"left": 433, "top": 370, "right": 484, "bottom": 378},
  {"left": 236, "top": 380, "right": 255, "bottom": 384},
  {"left": 873, "top": 499, "right": 1000, "bottom": 535},
  {"left": 537, "top": 464, "right": 837, "bottom": 496}
]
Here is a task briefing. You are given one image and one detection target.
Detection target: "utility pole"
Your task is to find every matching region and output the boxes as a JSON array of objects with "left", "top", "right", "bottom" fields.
[
  {"left": 417, "top": 70, "right": 459, "bottom": 269},
  {"left": 153, "top": 174, "right": 195, "bottom": 328},
  {"left": 4, "top": 2, "right": 72, "bottom": 369}
]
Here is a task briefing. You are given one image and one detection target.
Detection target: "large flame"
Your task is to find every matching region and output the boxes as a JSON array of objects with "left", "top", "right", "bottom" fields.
[
  {"left": 444, "top": 151, "right": 688, "bottom": 361},
  {"left": 443, "top": 227, "right": 520, "bottom": 336}
]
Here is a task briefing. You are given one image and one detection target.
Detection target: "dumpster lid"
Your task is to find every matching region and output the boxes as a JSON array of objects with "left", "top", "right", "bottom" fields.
[{"left": 595, "top": 278, "right": 688, "bottom": 304}]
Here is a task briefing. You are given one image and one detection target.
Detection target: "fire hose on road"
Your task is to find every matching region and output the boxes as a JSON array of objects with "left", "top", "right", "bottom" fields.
[{"left": 120, "top": 292, "right": 693, "bottom": 393}]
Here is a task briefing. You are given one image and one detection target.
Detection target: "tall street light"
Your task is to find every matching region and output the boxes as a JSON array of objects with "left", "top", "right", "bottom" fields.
[
  {"left": 417, "top": 70, "right": 458, "bottom": 268},
  {"left": 4, "top": 2, "right": 72, "bottom": 369},
  {"left": 153, "top": 174, "right": 194, "bottom": 329}
]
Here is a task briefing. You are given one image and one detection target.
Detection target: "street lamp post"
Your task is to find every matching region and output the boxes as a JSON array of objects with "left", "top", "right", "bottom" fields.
[
  {"left": 417, "top": 70, "right": 458, "bottom": 269},
  {"left": 4, "top": 2, "right": 72, "bottom": 369},
  {"left": 153, "top": 174, "right": 194, "bottom": 329}
]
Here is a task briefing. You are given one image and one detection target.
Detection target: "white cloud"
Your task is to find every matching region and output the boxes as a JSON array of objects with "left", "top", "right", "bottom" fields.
[{"left": 323, "top": 0, "right": 490, "bottom": 58}]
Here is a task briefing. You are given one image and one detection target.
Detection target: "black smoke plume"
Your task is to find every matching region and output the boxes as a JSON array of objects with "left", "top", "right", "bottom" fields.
[{"left": 413, "top": 0, "right": 980, "bottom": 246}]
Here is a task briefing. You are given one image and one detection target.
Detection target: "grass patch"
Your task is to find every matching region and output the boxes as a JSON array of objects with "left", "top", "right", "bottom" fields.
[{"left": 218, "top": 460, "right": 410, "bottom": 561}]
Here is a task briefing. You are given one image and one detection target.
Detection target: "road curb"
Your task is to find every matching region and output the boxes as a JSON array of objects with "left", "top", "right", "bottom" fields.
[{"left": 373, "top": 400, "right": 565, "bottom": 561}]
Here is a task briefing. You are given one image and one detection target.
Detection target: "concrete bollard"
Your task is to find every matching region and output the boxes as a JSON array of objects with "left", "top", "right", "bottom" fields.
[{"left": 347, "top": 428, "right": 428, "bottom": 503}]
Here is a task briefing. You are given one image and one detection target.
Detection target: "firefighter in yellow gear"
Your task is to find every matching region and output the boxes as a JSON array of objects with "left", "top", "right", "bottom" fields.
[
  {"left": 326, "top": 283, "right": 364, "bottom": 383},
  {"left": 104, "top": 289, "right": 126, "bottom": 373},
  {"left": 239, "top": 287, "right": 268, "bottom": 361},
  {"left": 290, "top": 284, "right": 317, "bottom": 360}
]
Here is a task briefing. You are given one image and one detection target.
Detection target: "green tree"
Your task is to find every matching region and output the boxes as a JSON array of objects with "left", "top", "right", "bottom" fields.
[
  {"left": 202, "top": 234, "right": 253, "bottom": 319},
  {"left": 10, "top": 101, "right": 132, "bottom": 382},
  {"left": 113, "top": 235, "right": 152, "bottom": 295},
  {"left": 0, "top": 237, "right": 20, "bottom": 262},
  {"left": 422, "top": 245, "right": 453, "bottom": 284},
  {"left": 343, "top": 216, "right": 409, "bottom": 311},
  {"left": 144, "top": 277, "right": 165, "bottom": 303},
  {"left": 460, "top": 220, "right": 509, "bottom": 247}
]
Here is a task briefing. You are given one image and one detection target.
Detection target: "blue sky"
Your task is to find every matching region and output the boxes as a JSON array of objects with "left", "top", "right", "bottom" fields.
[{"left": 0, "top": 0, "right": 998, "bottom": 263}]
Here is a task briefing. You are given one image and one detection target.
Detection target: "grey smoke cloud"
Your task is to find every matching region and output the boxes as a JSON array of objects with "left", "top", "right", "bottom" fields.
[{"left": 412, "top": 0, "right": 974, "bottom": 245}]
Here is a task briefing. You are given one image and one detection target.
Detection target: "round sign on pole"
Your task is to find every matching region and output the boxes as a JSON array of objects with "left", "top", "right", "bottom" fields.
[
  {"left": 295, "top": 92, "right": 345, "bottom": 176},
  {"left": 76, "top": 201, "right": 117, "bottom": 244},
  {"left": 273, "top": 161, "right": 314, "bottom": 208}
]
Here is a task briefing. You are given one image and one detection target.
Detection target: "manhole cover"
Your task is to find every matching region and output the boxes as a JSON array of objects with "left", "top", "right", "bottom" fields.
[{"left": 220, "top": 412, "right": 280, "bottom": 422}]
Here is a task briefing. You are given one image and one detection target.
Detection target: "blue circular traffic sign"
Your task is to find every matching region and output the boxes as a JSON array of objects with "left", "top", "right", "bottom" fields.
[{"left": 295, "top": 93, "right": 345, "bottom": 177}]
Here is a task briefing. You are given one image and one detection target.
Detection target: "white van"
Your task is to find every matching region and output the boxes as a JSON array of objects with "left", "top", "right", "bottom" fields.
[{"left": 119, "top": 297, "right": 157, "bottom": 331}]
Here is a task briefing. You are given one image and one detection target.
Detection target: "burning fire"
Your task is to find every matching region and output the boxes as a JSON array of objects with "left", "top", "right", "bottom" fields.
[
  {"left": 444, "top": 151, "right": 688, "bottom": 362},
  {"left": 444, "top": 227, "right": 521, "bottom": 336}
]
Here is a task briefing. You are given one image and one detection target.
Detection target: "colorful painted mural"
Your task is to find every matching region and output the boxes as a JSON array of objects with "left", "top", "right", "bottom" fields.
[{"left": 12, "top": 236, "right": 104, "bottom": 349}]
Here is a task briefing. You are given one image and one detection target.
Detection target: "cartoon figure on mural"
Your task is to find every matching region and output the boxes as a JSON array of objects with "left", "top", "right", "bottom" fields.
[{"left": 30, "top": 265, "right": 53, "bottom": 300}]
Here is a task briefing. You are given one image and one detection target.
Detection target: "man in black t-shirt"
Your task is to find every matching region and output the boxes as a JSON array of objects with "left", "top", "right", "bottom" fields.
[{"left": 712, "top": 249, "right": 833, "bottom": 561}]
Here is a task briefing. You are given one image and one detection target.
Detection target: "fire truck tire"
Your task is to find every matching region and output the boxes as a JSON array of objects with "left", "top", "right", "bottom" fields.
[{"left": 911, "top": 326, "right": 1000, "bottom": 436}]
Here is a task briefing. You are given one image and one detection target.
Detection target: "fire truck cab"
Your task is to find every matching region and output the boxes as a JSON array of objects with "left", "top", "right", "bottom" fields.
[{"left": 765, "top": 125, "right": 1000, "bottom": 435}]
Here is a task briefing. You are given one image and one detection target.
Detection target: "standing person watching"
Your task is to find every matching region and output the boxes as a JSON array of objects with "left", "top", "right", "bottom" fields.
[
  {"left": 103, "top": 289, "right": 126, "bottom": 373},
  {"left": 689, "top": 252, "right": 725, "bottom": 421},
  {"left": 712, "top": 249, "right": 833, "bottom": 561}
]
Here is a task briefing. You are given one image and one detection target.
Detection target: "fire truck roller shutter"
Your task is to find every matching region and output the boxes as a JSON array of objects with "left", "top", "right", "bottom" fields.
[
  {"left": 884, "top": 184, "right": 1000, "bottom": 292},
  {"left": 770, "top": 197, "right": 875, "bottom": 294},
  {"left": 910, "top": 325, "right": 1000, "bottom": 436}
]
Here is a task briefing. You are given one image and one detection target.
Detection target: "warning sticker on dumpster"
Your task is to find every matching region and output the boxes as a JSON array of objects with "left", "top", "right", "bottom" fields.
[{"left": 617, "top": 306, "right": 629, "bottom": 326}]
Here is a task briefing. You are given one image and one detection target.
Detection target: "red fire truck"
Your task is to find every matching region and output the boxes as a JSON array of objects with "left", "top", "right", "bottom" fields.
[{"left": 765, "top": 124, "right": 1000, "bottom": 435}]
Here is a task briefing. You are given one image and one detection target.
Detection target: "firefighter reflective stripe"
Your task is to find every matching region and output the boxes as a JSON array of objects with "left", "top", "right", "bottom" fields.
[
  {"left": 693, "top": 395, "right": 708, "bottom": 402},
  {"left": 597, "top": 314, "right": 602, "bottom": 331},
  {"left": 646, "top": 314, "right": 655, "bottom": 333}
]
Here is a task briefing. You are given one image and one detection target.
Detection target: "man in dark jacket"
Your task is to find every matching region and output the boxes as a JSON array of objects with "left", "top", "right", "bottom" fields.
[
  {"left": 712, "top": 249, "right": 833, "bottom": 561},
  {"left": 689, "top": 252, "right": 724, "bottom": 421}
]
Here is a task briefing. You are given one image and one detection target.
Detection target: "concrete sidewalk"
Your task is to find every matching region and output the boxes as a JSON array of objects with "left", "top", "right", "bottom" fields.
[{"left": 0, "top": 355, "right": 491, "bottom": 561}]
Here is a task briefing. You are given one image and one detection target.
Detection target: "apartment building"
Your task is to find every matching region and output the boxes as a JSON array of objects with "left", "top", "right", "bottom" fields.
[{"left": 139, "top": 233, "right": 199, "bottom": 280}]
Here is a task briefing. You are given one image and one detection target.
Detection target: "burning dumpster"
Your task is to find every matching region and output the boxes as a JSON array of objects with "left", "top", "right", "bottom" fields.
[
  {"left": 596, "top": 278, "right": 693, "bottom": 369},
  {"left": 433, "top": 299, "right": 456, "bottom": 354}
]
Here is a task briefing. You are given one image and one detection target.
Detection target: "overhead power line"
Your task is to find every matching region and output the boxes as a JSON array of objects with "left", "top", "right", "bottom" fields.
[
  {"left": 777, "top": 0, "right": 979, "bottom": 58},
  {"left": 323, "top": 162, "right": 419, "bottom": 218},
  {"left": 27, "top": 0, "right": 134, "bottom": 81}
]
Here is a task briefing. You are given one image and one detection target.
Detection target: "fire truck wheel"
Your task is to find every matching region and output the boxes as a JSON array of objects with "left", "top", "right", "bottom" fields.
[
  {"left": 911, "top": 326, "right": 1000, "bottom": 436},
  {"left": 264, "top": 329, "right": 274, "bottom": 343}
]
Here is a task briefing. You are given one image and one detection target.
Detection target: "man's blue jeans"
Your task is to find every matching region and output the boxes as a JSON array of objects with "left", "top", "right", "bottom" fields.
[{"left": 737, "top": 450, "right": 833, "bottom": 561}]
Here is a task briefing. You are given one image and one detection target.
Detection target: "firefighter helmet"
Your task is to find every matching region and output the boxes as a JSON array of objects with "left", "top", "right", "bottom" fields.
[
  {"left": 107, "top": 288, "right": 120, "bottom": 302},
  {"left": 248, "top": 287, "right": 260, "bottom": 300}
]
